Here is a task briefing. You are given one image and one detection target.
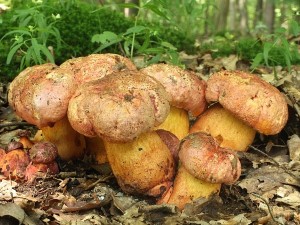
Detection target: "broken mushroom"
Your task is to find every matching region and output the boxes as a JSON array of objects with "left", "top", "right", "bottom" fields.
[{"left": 141, "top": 63, "right": 207, "bottom": 139}]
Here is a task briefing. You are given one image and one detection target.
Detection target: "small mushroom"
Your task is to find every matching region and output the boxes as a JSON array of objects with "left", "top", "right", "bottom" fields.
[
  {"left": 17, "top": 130, "right": 34, "bottom": 149},
  {"left": 25, "top": 161, "right": 59, "bottom": 183},
  {"left": 1, "top": 149, "right": 30, "bottom": 179},
  {"left": 159, "top": 132, "right": 241, "bottom": 210},
  {"left": 25, "top": 141, "right": 59, "bottom": 182},
  {"left": 29, "top": 141, "right": 58, "bottom": 164},
  {"left": 68, "top": 70, "right": 175, "bottom": 197},
  {"left": 141, "top": 64, "right": 207, "bottom": 139}
]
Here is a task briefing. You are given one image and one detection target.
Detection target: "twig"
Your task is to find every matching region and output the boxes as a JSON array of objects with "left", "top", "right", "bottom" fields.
[
  {"left": 251, "top": 193, "right": 284, "bottom": 225},
  {"left": 249, "top": 145, "right": 300, "bottom": 182}
]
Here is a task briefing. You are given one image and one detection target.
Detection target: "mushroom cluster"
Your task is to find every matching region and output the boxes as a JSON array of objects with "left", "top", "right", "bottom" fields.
[
  {"left": 0, "top": 137, "right": 59, "bottom": 182},
  {"left": 4, "top": 53, "right": 289, "bottom": 210}
]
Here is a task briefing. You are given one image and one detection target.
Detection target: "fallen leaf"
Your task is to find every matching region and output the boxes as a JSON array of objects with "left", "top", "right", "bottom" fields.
[
  {"left": 287, "top": 134, "right": 300, "bottom": 161},
  {"left": 0, "top": 180, "right": 17, "bottom": 201}
]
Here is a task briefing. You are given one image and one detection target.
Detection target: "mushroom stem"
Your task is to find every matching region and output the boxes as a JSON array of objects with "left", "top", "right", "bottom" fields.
[
  {"left": 190, "top": 104, "right": 256, "bottom": 151},
  {"left": 155, "top": 106, "right": 189, "bottom": 140},
  {"left": 158, "top": 132, "right": 241, "bottom": 210},
  {"left": 42, "top": 116, "right": 86, "bottom": 161},
  {"left": 103, "top": 131, "right": 176, "bottom": 197},
  {"left": 158, "top": 165, "right": 221, "bottom": 211},
  {"left": 85, "top": 136, "right": 108, "bottom": 164}
]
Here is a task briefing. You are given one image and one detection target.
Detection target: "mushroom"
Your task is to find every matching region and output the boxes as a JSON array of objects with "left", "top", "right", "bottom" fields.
[
  {"left": 141, "top": 63, "right": 207, "bottom": 139},
  {"left": 67, "top": 70, "right": 175, "bottom": 197},
  {"left": 159, "top": 132, "right": 241, "bottom": 210},
  {"left": 60, "top": 53, "right": 137, "bottom": 162},
  {"left": 205, "top": 70, "right": 288, "bottom": 136},
  {"left": 1, "top": 148, "right": 30, "bottom": 180},
  {"left": 8, "top": 63, "right": 85, "bottom": 160},
  {"left": 190, "top": 104, "right": 256, "bottom": 151},
  {"left": 25, "top": 141, "right": 59, "bottom": 182},
  {"left": 8, "top": 54, "right": 137, "bottom": 161},
  {"left": 25, "top": 162, "right": 59, "bottom": 183},
  {"left": 17, "top": 130, "right": 34, "bottom": 149}
]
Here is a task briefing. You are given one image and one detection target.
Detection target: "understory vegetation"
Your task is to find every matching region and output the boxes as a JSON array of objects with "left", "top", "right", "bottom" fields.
[{"left": 0, "top": 0, "right": 299, "bottom": 81}]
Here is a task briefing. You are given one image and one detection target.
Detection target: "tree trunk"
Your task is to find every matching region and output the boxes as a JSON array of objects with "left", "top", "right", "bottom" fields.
[
  {"left": 238, "top": 0, "right": 249, "bottom": 35},
  {"left": 253, "top": 0, "right": 263, "bottom": 28},
  {"left": 124, "top": 0, "right": 139, "bottom": 18},
  {"left": 214, "top": 0, "right": 230, "bottom": 33},
  {"left": 263, "top": 0, "right": 275, "bottom": 33},
  {"left": 228, "top": 0, "right": 237, "bottom": 31}
]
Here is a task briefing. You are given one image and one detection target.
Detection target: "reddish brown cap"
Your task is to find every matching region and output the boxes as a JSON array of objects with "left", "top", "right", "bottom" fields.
[
  {"left": 8, "top": 64, "right": 77, "bottom": 128},
  {"left": 60, "top": 53, "right": 137, "bottom": 85},
  {"left": 205, "top": 70, "right": 288, "bottom": 135},
  {"left": 179, "top": 132, "right": 241, "bottom": 185},
  {"left": 141, "top": 64, "right": 207, "bottom": 116},
  {"left": 68, "top": 70, "right": 170, "bottom": 142}
]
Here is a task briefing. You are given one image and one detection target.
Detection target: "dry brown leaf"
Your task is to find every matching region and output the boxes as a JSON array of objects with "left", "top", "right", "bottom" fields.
[
  {"left": 287, "top": 134, "right": 300, "bottom": 161},
  {"left": 0, "top": 180, "right": 17, "bottom": 201}
]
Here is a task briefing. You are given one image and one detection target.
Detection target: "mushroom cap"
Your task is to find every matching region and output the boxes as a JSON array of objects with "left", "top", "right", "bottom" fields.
[
  {"left": 68, "top": 70, "right": 171, "bottom": 142},
  {"left": 8, "top": 64, "right": 77, "bottom": 128},
  {"left": 205, "top": 70, "right": 288, "bottom": 135},
  {"left": 60, "top": 53, "right": 137, "bottom": 85},
  {"left": 140, "top": 63, "right": 207, "bottom": 116},
  {"left": 179, "top": 132, "right": 241, "bottom": 185}
]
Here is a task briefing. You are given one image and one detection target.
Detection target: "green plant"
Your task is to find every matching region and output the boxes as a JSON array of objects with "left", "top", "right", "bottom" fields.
[
  {"left": 251, "top": 20, "right": 300, "bottom": 71},
  {"left": 92, "top": 0, "right": 181, "bottom": 66},
  {"left": 1, "top": 2, "right": 61, "bottom": 70}
]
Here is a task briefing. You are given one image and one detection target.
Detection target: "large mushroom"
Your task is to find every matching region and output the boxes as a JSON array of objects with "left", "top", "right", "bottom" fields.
[
  {"left": 206, "top": 70, "right": 288, "bottom": 135},
  {"left": 60, "top": 53, "right": 137, "bottom": 163},
  {"left": 67, "top": 70, "right": 176, "bottom": 197},
  {"left": 191, "top": 70, "right": 288, "bottom": 151},
  {"left": 8, "top": 54, "right": 137, "bottom": 161},
  {"left": 8, "top": 63, "right": 85, "bottom": 160},
  {"left": 141, "top": 63, "right": 207, "bottom": 139}
]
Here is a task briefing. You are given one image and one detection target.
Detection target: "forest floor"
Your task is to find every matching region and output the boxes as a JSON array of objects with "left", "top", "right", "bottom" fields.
[{"left": 0, "top": 53, "right": 300, "bottom": 225}]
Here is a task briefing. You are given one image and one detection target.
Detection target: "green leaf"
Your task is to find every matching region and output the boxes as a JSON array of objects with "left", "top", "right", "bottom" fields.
[
  {"left": 137, "top": 32, "right": 150, "bottom": 53},
  {"left": 161, "top": 41, "right": 177, "bottom": 50},
  {"left": 123, "top": 39, "right": 131, "bottom": 56},
  {"left": 143, "top": 47, "right": 165, "bottom": 54},
  {"left": 40, "top": 45, "right": 54, "bottom": 63},
  {"left": 290, "top": 20, "right": 300, "bottom": 36},
  {"left": 117, "top": 3, "right": 140, "bottom": 9},
  {"left": 19, "top": 15, "right": 32, "bottom": 27},
  {"left": 263, "top": 42, "right": 272, "bottom": 66},
  {"left": 251, "top": 53, "right": 263, "bottom": 70},
  {"left": 1, "top": 30, "right": 31, "bottom": 40},
  {"left": 6, "top": 43, "right": 23, "bottom": 65},
  {"left": 92, "top": 31, "right": 120, "bottom": 44},
  {"left": 31, "top": 38, "right": 42, "bottom": 64},
  {"left": 25, "top": 46, "right": 34, "bottom": 66},
  {"left": 123, "top": 26, "right": 148, "bottom": 36},
  {"left": 146, "top": 54, "right": 163, "bottom": 65},
  {"left": 93, "top": 38, "right": 122, "bottom": 53},
  {"left": 143, "top": 3, "right": 169, "bottom": 20}
]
